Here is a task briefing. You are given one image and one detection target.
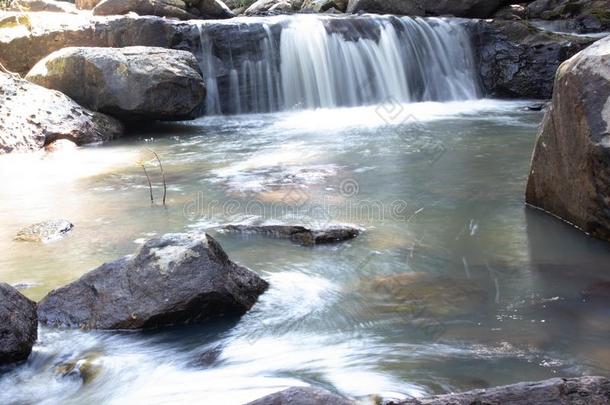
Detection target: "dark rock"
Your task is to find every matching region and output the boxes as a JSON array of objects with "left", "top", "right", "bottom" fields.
[
  {"left": 196, "top": 0, "right": 234, "bottom": 18},
  {"left": 245, "top": 387, "right": 354, "bottom": 405},
  {"left": 93, "top": 0, "right": 198, "bottom": 19},
  {"left": 527, "top": 0, "right": 610, "bottom": 33},
  {"left": 346, "top": 0, "right": 510, "bottom": 18},
  {"left": 397, "top": 376, "right": 610, "bottom": 405},
  {"left": 0, "top": 72, "right": 123, "bottom": 154},
  {"left": 37, "top": 232, "right": 269, "bottom": 330},
  {"left": 220, "top": 224, "right": 361, "bottom": 246},
  {"left": 0, "top": 283, "right": 38, "bottom": 365},
  {"left": 468, "top": 19, "right": 596, "bottom": 99},
  {"left": 526, "top": 36, "right": 610, "bottom": 241},
  {"left": 14, "top": 219, "right": 74, "bottom": 242},
  {"left": 26, "top": 46, "right": 206, "bottom": 121},
  {"left": 345, "top": 0, "right": 424, "bottom": 16}
]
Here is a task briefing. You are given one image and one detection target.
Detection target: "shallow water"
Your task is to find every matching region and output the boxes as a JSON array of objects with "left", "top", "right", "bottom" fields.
[{"left": 1, "top": 100, "right": 610, "bottom": 404}]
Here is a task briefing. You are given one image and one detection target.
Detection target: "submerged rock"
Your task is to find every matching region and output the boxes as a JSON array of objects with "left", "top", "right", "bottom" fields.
[
  {"left": 526, "top": 36, "right": 610, "bottom": 241},
  {"left": 220, "top": 224, "right": 361, "bottom": 246},
  {"left": 14, "top": 219, "right": 74, "bottom": 243},
  {"left": 398, "top": 376, "right": 610, "bottom": 405},
  {"left": 26, "top": 46, "right": 206, "bottom": 122},
  {"left": 0, "top": 283, "right": 38, "bottom": 365},
  {"left": 246, "top": 387, "right": 354, "bottom": 405},
  {"left": 0, "top": 72, "right": 123, "bottom": 154},
  {"left": 54, "top": 351, "right": 103, "bottom": 384},
  {"left": 358, "top": 272, "right": 488, "bottom": 319},
  {"left": 37, "top": 232, "right": 269, "bottom": 330}
]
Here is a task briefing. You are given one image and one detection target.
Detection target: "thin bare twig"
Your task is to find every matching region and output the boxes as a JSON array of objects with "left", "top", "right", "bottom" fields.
[
  {"left": 138, "top": 160, "right": 154, "bottom": 205},
  {"left": 147, "top": 148, "right": 167, "bottom": 206}
]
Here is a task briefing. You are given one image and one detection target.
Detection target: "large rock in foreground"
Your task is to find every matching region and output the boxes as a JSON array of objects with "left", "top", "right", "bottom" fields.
[
  {"left": 0, "top": 71, "right": 123, "bottom": 154},
  {"left": 246, "top": 387, "right": 354, "bottom": 405},
  {"left": 38, "top": 233, "right": 269, "bottom": 330},
  {"left": 0, "top": 283, "right": 38, "bottom": 365},
  {"left": 399, "top": 376, "right": 610, "bottom": 404},
  {"left": 526, "top": 36, "right": 610, "bottom": 241},
  {"left": 26, "top": 46, "right": 206, "bottom": 121}
]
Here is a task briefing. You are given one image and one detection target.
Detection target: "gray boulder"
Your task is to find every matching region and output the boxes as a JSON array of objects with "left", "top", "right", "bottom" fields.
[
  {"left": 468, "top": 19, "right": 596, "bottom": 99},
  {"left": 14, "top": 219, "right": 74, "bottom": 243},
  {"left": 399, "top": 376, "right": 610, "bottom": 404},
  {"left": 0, "top": 71, "right": 123, "bottom": 154},
  {"left": 93, "top": 0, "right": 198, "bottom": 20},
  {"left": 220, "top": 224, "right": 361, "bottom": 246},
  {"left": 346, "top": 0, "right": 423, "bottom": 16},
  {"left": 0, "top": 283, "right": 38, "bottom": 365},
  {"left": 526, "top": 36, "right": 610, "bottom": 242},
  {"left": 26, "top": 46, "right": 206, "bottom": 121},
  {"left": 244, "top": 0, "right": 300, "bottom": 15},
  {"left": 246, "top": 387, "right": 354, "bottom": 405},
  {"left": 37, "top": 232, "right": 269, "bottom": 330},
  {"left": 197, "top": 0, "right": 235, "bottom": 18}
]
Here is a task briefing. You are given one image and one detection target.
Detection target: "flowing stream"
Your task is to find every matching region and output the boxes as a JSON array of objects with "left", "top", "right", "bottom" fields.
[{"left": 1, "top": 14, "right": 610, "bottom": 405}]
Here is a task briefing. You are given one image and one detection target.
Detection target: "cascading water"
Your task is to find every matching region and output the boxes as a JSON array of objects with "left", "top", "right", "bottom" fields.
[{"left": 197, "top": 15, "right": 480, "bottom": 115}]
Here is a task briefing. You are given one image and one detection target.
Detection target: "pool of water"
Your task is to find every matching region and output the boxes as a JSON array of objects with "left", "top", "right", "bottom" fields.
[{"left": 1, "top": 99, "right": 609, "bottom": 404}]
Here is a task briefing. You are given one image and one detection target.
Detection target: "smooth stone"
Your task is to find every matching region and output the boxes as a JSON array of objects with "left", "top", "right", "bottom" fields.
[
  {"left": 14, "top": 219, "right": 74, "bottom": 243},
  {"left": 245, "top": 387, "right": 354, "bottom": 405}
]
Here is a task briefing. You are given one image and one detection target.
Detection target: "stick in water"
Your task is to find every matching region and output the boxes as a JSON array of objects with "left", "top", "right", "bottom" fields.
[
  {"left": 138, "top": 160, "right": 154, "bottom": 205},
  {"left": 147, "top": 149, "right": 167, "bottom": 206}
]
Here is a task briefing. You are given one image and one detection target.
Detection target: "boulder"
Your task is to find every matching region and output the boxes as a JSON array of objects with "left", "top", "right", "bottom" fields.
[
  {"left": 197, "top": 0, "right": 235, "bottom": 18},
  {"left": 9, "top": 0, "right": 78, "bottom": 13},
  {"left": 346, "top": 0, "right": 510, "bottom": 18},
  {"left": 245, "top": 387, "right": 354, "bottom": 405},
  {"left": 244, "top": 0, "right": 300, "bottom": 15},
  {"left": 219, "top": 224, "right": 361, "bottom": 246},
  {"left": 398, "top": 376, "right": 610, "bottom": 404},
  {"left": 76, "top": 0, "right": 102, "bottom": 9},
  {"left": 301, "top": 0, "right": 346, "bottom": 12},
  {"left": 0, "top": 13, "right": 193, "bottom": 77},
  {"left": 0, "top": 72, "right": 123, "bottom": 154},
  {"left": 468, "top": 19, "right": 595, "bottom": 98},
  {"left": 526, "top": 36, "right": 610, "bottom": 242},
  {"left": 26, "top": 46, "right": 206, "bottom": 121},
  {"left": 92, "top": 0, "right": 198, "bottom": 20},
  {"left": 14, "top": 219, "right": 74, "bottom": 242},
  {"left": 0, "top": 283, "right": 38, "bottom": 365},
  {"left": 527, "top": 0, "right": 610, "bottom": 33},
  {"left": 345, "top": 0, "right": 423, "bottom": 16},
  {"left": 37, "top": 232, "right": 269, "bottom": 329}
]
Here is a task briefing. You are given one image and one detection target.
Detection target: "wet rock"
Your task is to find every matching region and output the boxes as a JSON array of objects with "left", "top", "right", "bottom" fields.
[
  {"left": 220, "top": 224, "right": 361, "bottom": 246},
  {"left": 37, "top": 232, "right": 269, "bottom": 330},
  {"left": 397, "top": 376, "right": 610, "bottom": 405},
  {"left": 493, "top": 3, "right": 528, "bottom": 21},
  {"left": 54, "top": 352, "right": 103, "bottom": 384},
  {"left": 301, "top": 0, "right": 347, "bottom": 13},
  {"left": 196, "top": 0, "right": 235, "bottom": 18},
  {"left": 245, "top": 386, "right": 354, "bottom": 405},
  {"left": 26, "top": 46, "right": 205, "bottom": 121},
  {"left": 468, "top": 19, "right": 595, "bottom": 99},
  {"left": 0, "top": 283, "right": 38, "bottom": 365},
  {"left": 14, "top": 219, "right": 74, "bottom": 243},
  {"left": 0, "top": 72, "right": 123, "bottom": 154},
  {"left": 358, "top": 272, "right": 488, "bottom": 318},
  {"left": 526, "top": 36, "right": 610, "bottom": 241}
]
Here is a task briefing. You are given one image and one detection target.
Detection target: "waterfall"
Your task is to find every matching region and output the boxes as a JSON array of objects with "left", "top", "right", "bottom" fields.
[{"left": 197, "top": 15, "right": 480, "bottom": 115}]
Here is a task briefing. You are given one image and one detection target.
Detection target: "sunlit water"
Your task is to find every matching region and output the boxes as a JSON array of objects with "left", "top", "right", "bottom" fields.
[{"left": 1, "top": 100, "right": 610, "bottom": 404}]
